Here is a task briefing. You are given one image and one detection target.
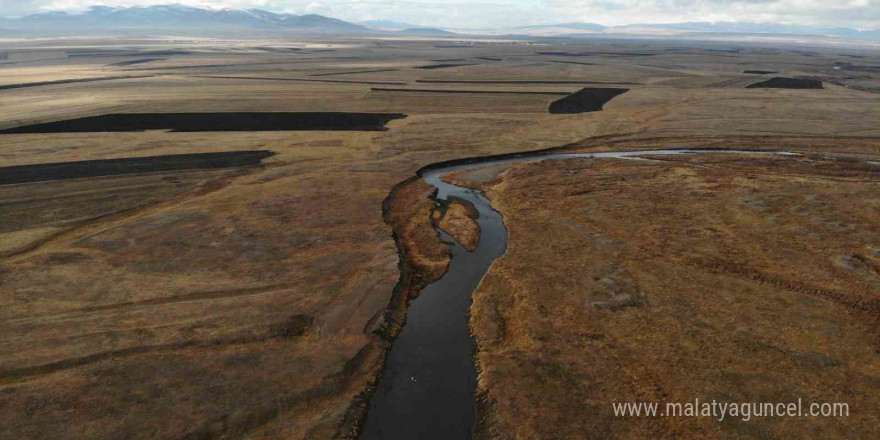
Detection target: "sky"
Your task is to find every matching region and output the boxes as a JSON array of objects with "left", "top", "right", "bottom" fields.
[{"left": 1, "top": 0, "right": 878, "bottom": 29}]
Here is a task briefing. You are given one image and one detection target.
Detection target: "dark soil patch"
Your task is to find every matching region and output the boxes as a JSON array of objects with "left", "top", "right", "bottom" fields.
[
  {"left": 537, "top": 51, "right": 588, "bottom": 57},
  {"left": 537, "top": 51, "right": 656, "bottom": 57},
  {"left": 136, "top": 50, "right": 190, "bottom": 56},
  {"left": 0, "top": 112, "right": 407, "bottom": 134},
  {"left": 0, "top": 151, "right": 275, "bottom": 185},
  {"left": 108, "top": 58, "right": 166, "bottom": 67},
  {"left": 65, "top": 50, "right": 137, "bottom": 57},
  {"left": 124, "top": 62, "right": 248, "bottom": 71},
  {"left": 549, "top": 60, "right": 598, "bottom": 66},
  {"left": 0, "top": 75, "right": 152, "bottom": 91},
  {"left": 417, "top": 79, "right": 637, "bottom": 85},
  {"left": 834, "top": 63, "right": 880, "bottom": 72},
  {"left": 192, "top": 75, "right": 406, "bottom": 85},
  {"left": 273, "top": 315, "right": 315, "bottom": 338},
  {"left": 254, "top": 47, "right": 302, "bottom": 53},
  {"left": 548, "top": 88, "right": 629, "bottom": 114},
  {"left": 123, "top": 61, "right": 308, "bottom": 71},
  {"left": 416, "top": 63, "right": 478, "bottom": 69},
  {"left": 309, "top": 68, "right": 398, "bottom": 77},
  {"left": 746, "top": 77, "right": 824, "bottom": 89},
  {"left": 371, "top": 87, "right": 569, "bottom": 95},
  {"left": 67, "top": 50, "right": 189, "bottom": 58},
  {"left": 744, "top": 70, "right": 779, "bottom": 75}
]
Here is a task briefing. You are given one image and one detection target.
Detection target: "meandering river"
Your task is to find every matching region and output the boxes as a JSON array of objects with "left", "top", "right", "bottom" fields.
[{"left": 360, "top": 149, "right": 807, "bottom": 439}]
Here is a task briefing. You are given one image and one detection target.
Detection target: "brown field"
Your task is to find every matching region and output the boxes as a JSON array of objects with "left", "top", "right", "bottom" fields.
[
  {"left": 0, "top": 35, "right": 878, "bottom": 439},
  {"left": 449, "top": 138, "right": 879, "bottom": 439}
]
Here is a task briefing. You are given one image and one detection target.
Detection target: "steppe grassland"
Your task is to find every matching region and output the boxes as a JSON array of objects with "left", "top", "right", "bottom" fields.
[{"left": 0, "top": 36, "right": 877, "bottom": 439}]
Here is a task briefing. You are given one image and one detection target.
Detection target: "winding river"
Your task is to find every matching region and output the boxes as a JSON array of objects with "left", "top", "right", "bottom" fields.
[{"left": 359, "top": 149, "right": 807, "bottom": 439}]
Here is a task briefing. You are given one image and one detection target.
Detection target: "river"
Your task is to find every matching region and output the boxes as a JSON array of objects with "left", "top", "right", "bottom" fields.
[{"left": 360, "top": 149, "right": 808, "bottom": 439}]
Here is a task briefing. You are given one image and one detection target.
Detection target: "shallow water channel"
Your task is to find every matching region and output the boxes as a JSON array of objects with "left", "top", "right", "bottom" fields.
[{"left": 360, "top": 149, "right": 802, "bottom": 439}]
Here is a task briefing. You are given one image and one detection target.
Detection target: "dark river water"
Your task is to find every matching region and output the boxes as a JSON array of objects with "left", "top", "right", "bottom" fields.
[
  {"left": 359, "top": 149, "right": 804, "bottom": 439},
  {"left": 360, "top": 166, "right": 508, "bottom": 439}
]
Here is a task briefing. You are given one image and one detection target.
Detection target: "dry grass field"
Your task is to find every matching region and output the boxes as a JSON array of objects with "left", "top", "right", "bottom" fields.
[
  {"left": 449, "top": 137, "right": 879, "bottom": 439},
  {"left": 0, "top": 35, "right": 878, "bottom": 439}
]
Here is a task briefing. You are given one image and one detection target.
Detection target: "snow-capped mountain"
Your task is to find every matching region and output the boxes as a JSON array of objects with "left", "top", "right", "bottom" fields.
[{"left": 2, "top": 4, "right": 371, "bottom": 35}]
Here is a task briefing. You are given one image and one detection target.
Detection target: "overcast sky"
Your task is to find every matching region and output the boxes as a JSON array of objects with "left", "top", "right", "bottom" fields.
[{"left": 1, "top": 0, "right": 877, "bottom": 29}]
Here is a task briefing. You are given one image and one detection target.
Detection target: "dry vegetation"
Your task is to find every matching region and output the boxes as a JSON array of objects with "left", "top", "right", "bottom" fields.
[
  {"left": 433, "top": 198, "right": 481, "bottom": 252},
  {"left": 0, "top": 35, "right": 878, "bottom": 439},
  {"left": 456, "top": 140, "right": 879, "bottom": 439}
]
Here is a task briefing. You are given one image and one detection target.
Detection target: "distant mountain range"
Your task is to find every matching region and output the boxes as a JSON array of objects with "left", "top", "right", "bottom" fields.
[
  {"left": 514, "top": 22, "right": 606, "bottom": 32},
  {"left": 1, "top": 5, "right": 877, "bottom": 41},
  {"left": 504, "top": 21, "right": 879, "bottom": 41},
  {"left": 0, "top": 4, "right": 372, "bottom": 36},
  {"left": 360, "top": 19, "right": 422, "bottom": 31},
  {"left": 628, "top": 22, "right": 880, "bottom": 41},
  {"left": 619, "top": 21, "right": 876, "bottom": 37}
]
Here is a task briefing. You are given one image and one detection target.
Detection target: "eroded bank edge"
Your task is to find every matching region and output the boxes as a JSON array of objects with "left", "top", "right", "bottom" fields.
[{"left": 335, "top": 175, "right": 453, "bottom": 439}]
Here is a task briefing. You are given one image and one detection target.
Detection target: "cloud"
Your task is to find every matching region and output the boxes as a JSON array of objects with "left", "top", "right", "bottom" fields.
[
  {"left": 0, "top": 0, "right": 877, "bottom": 29},
  {"left": 539, "top": 0, "right": 880, "bottom": 27}
]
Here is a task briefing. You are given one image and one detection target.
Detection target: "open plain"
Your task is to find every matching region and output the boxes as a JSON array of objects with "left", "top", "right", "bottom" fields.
[{"left": 0, "top": 35, "right": 878, "bottom": 439}]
